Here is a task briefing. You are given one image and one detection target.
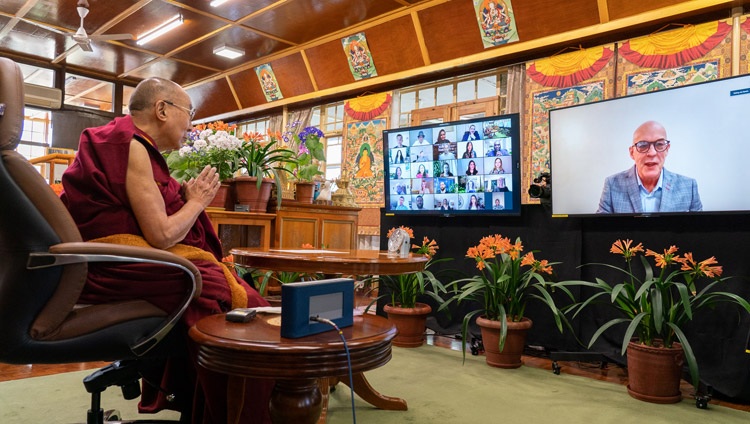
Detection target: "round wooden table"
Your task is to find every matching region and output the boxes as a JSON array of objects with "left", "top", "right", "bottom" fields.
[
  {"left": 229, "top": 248, "right": 428, "bottom": 276},
  {"left": 189, "top": 313, "right": 398, "bottom": 424}
]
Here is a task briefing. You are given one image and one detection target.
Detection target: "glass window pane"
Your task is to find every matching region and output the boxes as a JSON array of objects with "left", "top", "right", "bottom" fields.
[
  {"left": 418, "top": 88, "right": 435, "bottom": 108},
  {"left": 123, "top": 85, "right": 136, "bottom": 115},
  {"left": 18, "top": 63, "right": 54, "bottom": 87},
  {"left": 477, "top": 76, "right": 497, "bottom": 99},
  {"left": 457, "top": 80, "right": 475, "bottom": 102},
  {"left": 325, "top": 165, "right": 341, "bottom": 180},
  {"left": 400, "top": 91, "right": 416, "bottom": 111},
  {"left": 436, "top": 84, "right": 453, "bottom": 106},
  {"left": 64, "top": 73, "right": 114, "bottom": 112}
]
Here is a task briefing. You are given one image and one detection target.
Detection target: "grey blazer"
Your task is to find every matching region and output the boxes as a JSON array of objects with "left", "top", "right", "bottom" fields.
[{"left": 597, "top": 167, "right": 702, "bottom": 214}]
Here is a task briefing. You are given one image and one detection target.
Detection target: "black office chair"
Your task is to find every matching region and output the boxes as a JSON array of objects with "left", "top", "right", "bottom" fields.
[{"left": 0, "top": 57, "right": 200, "bottom": 423}]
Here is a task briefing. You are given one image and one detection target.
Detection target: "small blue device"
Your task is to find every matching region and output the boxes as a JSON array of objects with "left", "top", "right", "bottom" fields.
[{"left": 280, "top": 278, "right": 354, "bottom": 338}]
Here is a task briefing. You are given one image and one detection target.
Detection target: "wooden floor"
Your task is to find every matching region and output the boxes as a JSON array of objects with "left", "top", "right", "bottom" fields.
[{"left": 1, "top": 333, "right": 748, "bottom": 414}]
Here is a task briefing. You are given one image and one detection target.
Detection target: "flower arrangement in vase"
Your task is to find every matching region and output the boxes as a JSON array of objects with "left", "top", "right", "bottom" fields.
[
  {"left": 560, "top": 239, "right": 750, "bottom": 402},
  {"left": 442, "top": 234, "right": 571, "bottom": 366},
  {"left": 165, "top": 121, "right": 243, "bottom": 183},
  {"left": 283, "top": 122, "right": 326, "bottom": 202},
  {"left": 234, "top": 130, "right": 298, "bottom": 210}
]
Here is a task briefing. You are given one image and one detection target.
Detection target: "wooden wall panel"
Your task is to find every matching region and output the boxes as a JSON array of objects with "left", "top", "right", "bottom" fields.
[
  {"left": 363, "top": 15, "right": 426, "bottom": 74},
  {"left": 607, "top": 0, "right": 692, "bottom": 21},
  {"left": 229, "top": 69, "right": 269, "bottom": 109},
  {"left": 268, "top": 53, "right": 315, "bottom": 98},
  {"left": 305, "top": 41, "right": 355, "bottom": 90},
  {"left": 417, "top": 0, "right": 485, "bottom": 64},
  {"left": 186, "top": 79, "right": 236, "bottom": 120},
  {"left": 512, "top": 0, "right": 600, "bottom": 40}
]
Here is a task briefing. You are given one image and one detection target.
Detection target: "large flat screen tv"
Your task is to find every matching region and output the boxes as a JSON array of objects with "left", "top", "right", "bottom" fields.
[
  {"left": 549, "top": 74, "right": 750, "bottom": 217},
  {"left": 383, "top": 113, "right": 521, "bottom": 215}
]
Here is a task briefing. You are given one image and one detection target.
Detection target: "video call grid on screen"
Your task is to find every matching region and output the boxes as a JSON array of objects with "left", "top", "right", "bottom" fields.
[
  {"left": 549, "top": 74, "right": 750, "bottom": 217},
  {"left": 383, "top": 113, "right": 521, "bottom": 215}
]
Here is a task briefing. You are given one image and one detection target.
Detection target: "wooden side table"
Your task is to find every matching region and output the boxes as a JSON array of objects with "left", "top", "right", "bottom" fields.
[{"left": 189, "top": 313, "right": 400, "bottom": 424}]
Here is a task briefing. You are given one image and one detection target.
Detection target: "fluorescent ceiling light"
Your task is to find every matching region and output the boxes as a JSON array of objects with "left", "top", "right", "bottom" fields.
[
  {"left": 210, "top": 0, "right": 230, "bottom": 6},
  {"left": 213, "top": 44, "right": 245, "bottom": 59},
  {"left": 136, "top": 14, "right": 183, "bottom": 46}
]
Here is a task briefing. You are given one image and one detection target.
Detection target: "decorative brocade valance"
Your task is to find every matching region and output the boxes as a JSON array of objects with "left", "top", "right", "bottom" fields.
[
  {"left": 619, "top": 21, "right": 731, "bottom": 69},
  {"left": 526, "top": 46, "right": 614, "bottom": 88},
  {"left": 345, "top": 93, "right": 392, "bottom": 121}
]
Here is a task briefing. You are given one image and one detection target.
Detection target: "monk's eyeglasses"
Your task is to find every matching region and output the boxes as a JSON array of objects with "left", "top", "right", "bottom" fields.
[{"left": 163, "top": 100, "right": 196, "bottom": 120}]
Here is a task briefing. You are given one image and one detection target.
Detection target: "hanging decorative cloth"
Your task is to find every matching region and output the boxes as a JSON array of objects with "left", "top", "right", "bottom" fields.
[
  {"left": 345, "top": 92, "right": 392, "bottom": 121},
  {"left": 526, "top": 46, "right": 614, "bottom": 88},
  {"left": 619, "top": 21, "right": 731, "bottom": 69}
]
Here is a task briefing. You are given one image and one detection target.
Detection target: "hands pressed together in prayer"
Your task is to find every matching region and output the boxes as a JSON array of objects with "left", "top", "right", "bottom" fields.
[{"left": 184, "top": 165, "right": 221, "bottom": 208}]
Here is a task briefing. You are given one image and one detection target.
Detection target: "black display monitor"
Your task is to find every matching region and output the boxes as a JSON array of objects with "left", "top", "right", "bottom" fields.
[
  {"left": 383, "top": 113, "right": 521, "bottom": 215},
  {"left": 549, "top": 74, "right": 750, "bottom": 217}
]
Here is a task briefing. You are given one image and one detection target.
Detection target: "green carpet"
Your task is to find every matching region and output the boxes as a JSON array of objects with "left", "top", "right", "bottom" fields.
[{"left": 1, "top": 345, "right": 748, "bottom": 423}]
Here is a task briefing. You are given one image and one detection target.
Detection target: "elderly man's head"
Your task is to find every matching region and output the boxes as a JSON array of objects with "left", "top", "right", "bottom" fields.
[{"left": 630, "top": 121, "right": 670, "bottom": 184}]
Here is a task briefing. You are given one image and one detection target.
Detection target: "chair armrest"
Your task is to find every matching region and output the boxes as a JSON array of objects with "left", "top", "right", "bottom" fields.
[{"left": 28, "top": 242, "right": 202, "bottom": 356}]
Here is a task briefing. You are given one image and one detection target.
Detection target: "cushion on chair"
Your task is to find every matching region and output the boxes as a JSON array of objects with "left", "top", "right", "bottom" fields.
[
  {"left": 35, "top": 300, "right": 168, "bottom": 341},
  {"left": 0, "top": 58, "right": 24, "bottom": 151}
]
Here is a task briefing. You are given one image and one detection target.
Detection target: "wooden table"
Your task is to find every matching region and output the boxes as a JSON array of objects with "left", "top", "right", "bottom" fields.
[
  {"left": 229, "top": 248, "right": 429, "bottom": 276},
  {"left": 189, "top": 313, "right": 398, "bottom": 424},
  {"left": 227, "top": 248, "right": 428, "bottom": 421}
]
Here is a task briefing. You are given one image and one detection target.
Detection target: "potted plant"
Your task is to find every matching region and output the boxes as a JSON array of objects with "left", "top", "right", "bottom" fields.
[
  {"left": 164, "top": 121, "right": 243, "bottom": 209},
  {"left": 365, "top": 226, "right": 451, "bottom": 347},
  {"left": 442, "top": 234, "right": 571, "bottom": 368},
  {"left": 285, "top": 124, "right": 326, "bottom": 203},
  {"left": 562, "top": 239, "right": 750, "bottom": 404},
  {"left": 234, "top": 130, "right": 297, "bottom": 211}
]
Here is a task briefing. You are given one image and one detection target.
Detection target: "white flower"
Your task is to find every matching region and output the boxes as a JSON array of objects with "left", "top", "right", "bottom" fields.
[
  {"left": 179, "top": 146, "right": 193, "bottom": 156},
  {"left": 193, "top": 138, "right": 208, "bottom": 150}
]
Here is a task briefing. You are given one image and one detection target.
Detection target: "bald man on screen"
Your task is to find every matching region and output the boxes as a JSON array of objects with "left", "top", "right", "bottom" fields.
[{"left": 597, "top": 120, "right": 702, "bottom": 214}]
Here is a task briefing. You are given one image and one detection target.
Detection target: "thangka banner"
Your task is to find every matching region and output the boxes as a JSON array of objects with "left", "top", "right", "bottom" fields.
[
  {"left": 617, "top": 19, "right": 733, "bottom": 96},
  {"left": 255, "top": 63, "right": 283, "bottom": 102},
  {"left": 342, "top": 32, "right": 378, "bottom": 80},
  {"left": 345, "top": 119, "right": 386, "bottom": 207},
  {"left": 522, "top": 46, "right": 617, "bottom": 204},
  {"left": 473, "top": 0, "right": 519, "bottom": 48}
]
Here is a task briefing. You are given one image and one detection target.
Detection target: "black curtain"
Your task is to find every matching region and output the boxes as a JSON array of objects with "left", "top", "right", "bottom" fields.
[{"left": 379, "top": 206, "right": 750, "bottom": 401}]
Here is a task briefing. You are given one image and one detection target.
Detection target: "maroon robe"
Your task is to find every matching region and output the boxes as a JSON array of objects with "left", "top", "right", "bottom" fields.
[{"left": 61, "top": 116, "right": 271, "bottom": 423}]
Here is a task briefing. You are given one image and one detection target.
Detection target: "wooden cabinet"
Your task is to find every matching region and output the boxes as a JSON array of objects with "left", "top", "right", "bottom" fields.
[{"left": 274, "top": 203, "right": 360, "bottom": 250}]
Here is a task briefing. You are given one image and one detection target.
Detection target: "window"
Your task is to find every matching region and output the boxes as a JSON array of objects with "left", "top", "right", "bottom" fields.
[
  {"left": 17, "top": 108, "right": 51, "bottom": 160},
  {"left": 317, "top": 102, "right": 345, "bottom": 180},
  {"left": 237, "top": 117, "right": 270, "bottom": 135},
  {"left": 122, "top": 85, "right": 136, "bottom": 115},
  {"left": 64, "top": 73, "right": 114, "bottom": 112},
  {"left": 396, "top": 69, "right": 508, "bottom": 126}
]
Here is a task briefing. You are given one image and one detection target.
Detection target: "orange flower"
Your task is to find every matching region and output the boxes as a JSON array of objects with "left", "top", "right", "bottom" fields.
[
  {"left": 301, "top": 243, "right": 313, "bottom": 249},
  {"left": 521, "top": 252, "right": 553, "bottom": 274},
  {"left": 610, "top": 239, "right": 644, "bottom": 259},
  {"left": 680, "top": 253, "right": 723, "bottom": 278},
  {"left": 221, "top": 254, "right": 234, "bottom": 263},
  {"left": 645, "top": 245, "right": 680, "bottom": 268},
  {"left": 414, "top": 237, "right": 439, "bottom": 258},
  {"left": 386, "top": 226, "right": 414, "bottom": 239}
]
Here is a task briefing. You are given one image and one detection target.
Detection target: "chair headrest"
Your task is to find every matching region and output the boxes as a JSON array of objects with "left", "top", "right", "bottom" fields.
[{"left": 0, "top": 57, "right": 24, "bottom": 151}]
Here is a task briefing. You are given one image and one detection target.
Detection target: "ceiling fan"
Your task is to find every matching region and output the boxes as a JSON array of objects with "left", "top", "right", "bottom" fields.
[{"left": 69, "top": 0, "right": 133, "bottom": 52}]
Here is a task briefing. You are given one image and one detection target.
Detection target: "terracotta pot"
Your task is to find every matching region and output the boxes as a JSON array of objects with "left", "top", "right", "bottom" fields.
[
  {"left": 233, "top": 176, "right": 273, "bottom": 212},
  {"left": 626, "top": 340, "right": 684, "bottom": 404},
  {"left": 383, "top": 303, "right": 432, "bottom": 348},
  {"left": 476, "top": 316, "right": 532, "bottom": 368},
  {"left": 207, "top": 182, "right": 232, "bottom": 210},
  {"left": 295, "top": 181, "right": 315, "bottom": 203}
]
